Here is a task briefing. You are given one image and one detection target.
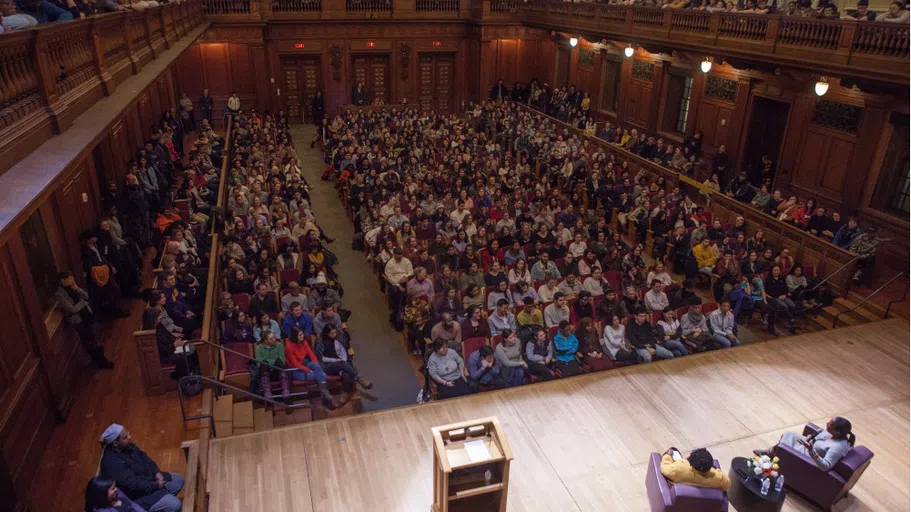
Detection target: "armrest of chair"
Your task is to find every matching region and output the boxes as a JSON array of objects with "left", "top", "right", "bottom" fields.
[
  {"left": 803, "top": 423, "right": 822, "bottom": 437},
  {"left": 776, "top": 442, "right": 846, "bottom": 496},
  {"left": 645, "top": 453, "right": 674, "bottom": 511}
]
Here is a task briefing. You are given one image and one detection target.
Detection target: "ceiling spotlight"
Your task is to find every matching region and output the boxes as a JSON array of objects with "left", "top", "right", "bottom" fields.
[
  {"left": 701, "top": 58, "right": 712, "bottom": 73},
  {"left": 624, "top": 44, "right": 634, "bottom": 58},
  {"left": 815, "top": 76, "right": 830, "bottom": 96},
  {"left": 570, "top": 37, "right": 578, "bottom": 48}
]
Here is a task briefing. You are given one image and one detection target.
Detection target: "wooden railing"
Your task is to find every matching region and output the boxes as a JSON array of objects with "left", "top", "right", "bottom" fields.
[
  {"left": 271, "top": 0, "right": 322, "bottom": 13},
  {"left": 346, "top": 0, "right": 392, "bottom": 12},
  {"left": 0, "top": 1, "right": 206, "bottom": 175},
  {"left": 204, "top": 0, "right": 252, "bottom": 14},
  {"left": 416, "top": 0, "right": 459, "bottom": 12},
  {"left": 511, "top": 102, "right": 859, "bottom": 295}
]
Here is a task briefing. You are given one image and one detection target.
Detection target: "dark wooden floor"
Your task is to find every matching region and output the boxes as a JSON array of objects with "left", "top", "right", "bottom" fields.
[{"left": 27, "top": 251, "right": 207, "bottom": 511}]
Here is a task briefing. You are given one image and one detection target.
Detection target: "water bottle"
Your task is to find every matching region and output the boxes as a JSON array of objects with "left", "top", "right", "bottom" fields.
[
  {"left": 774, "top": 475, "right": 785, "bottom": 493},
  {"left": 761, "top": 477, "right": 770, "bottom": 496}
]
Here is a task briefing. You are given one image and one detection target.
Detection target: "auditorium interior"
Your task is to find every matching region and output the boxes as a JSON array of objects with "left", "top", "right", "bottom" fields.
[{"left": 0, "top": 0, "right": 909, "bottom": 510}]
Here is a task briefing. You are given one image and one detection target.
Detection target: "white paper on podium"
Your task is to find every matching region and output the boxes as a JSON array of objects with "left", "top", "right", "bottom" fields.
[{"left": 464, "top": 439, "right": 491, "bottom": 463}]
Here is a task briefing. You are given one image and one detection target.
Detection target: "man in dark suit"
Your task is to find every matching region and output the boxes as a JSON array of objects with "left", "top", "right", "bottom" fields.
[{"left": 199, "top": 88, "right": 213, "bottom": 122}]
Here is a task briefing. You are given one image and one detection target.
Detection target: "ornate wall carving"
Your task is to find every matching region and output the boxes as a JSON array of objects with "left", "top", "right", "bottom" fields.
[
  {"left": 705, "top": 75, "right": 737, "bottom": 102},
  {"left": 578, "top": 48, "right": 594, "bottom": 68},
  {"left": 811, "top": 99, "right": 862, "bottom": 133},
  {"left": 329, "top": 44, "right": 343, "bottom": 81},
  {"left": 399, "top": 42, "right": 412, "bottom": 80},
  {"left": 631, "top": 60, "right": 653, "bottom": 81}
]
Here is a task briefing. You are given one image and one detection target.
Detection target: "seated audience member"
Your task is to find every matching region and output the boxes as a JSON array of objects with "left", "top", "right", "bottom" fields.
[
  {"left": 99, "top": 424, "right": 183, "bottom": 512},
  {"left": 552, "top": 320, "right": 582, "bottom": 376},
  {"left": 765, "top": 265, "right": 797, "bottom": 333},
  {"left": 253, "top": 312, "right": 281, "bottom": 342},
  {"left": 646, "top": 262, "right": 673, "bottom": 287},
  {"left": 281, "top": 281, "right": 308, "bottom": 314},
  {"left": 597, "top": 289, "right": 626, "bottom": 322},
  {"left": 487, "top": 279, "right": 513, "bottom": 311},
  {"left": 660, "top": 447, "right": 731, "bottom": 491},
  {"left": 832, "top": 218, "right": 860, "bottom": 249},
  {"left": 282, "top": 301, "right": 314, "bottom": 337},
  {"left": 255, "top": 331, "right": 290, "bottom": 399},
  {"left": 315, "top": 324, "right": 373, "bottom": 390},
  {"left": 84, "top": 476, "right": 145, "bottom": 512},
  {"left": 755, "top": 417, "right": 856, "bottom": 472},
  {"left": 583, "top": 268, "right": 608, "bottom": 296},
  {"left": 655, "top": 307, "right": 688, "bottom": 357},
  {"left": 644, "top": 280, "right": 669, "bottom": 312},
  {"left": 516, "top": 297, "right": 544, "bottom": 327},
  {"left": 543, "top": 292, "right": 571, "bottom": 328},
  {"left": 430, "top": 313, "right": 463, "bottom": 353},
  {"left": 573, "top": 291, "right": 595, "bottom": 320},
  {"left": 876, "top": 1, "right": 909, "bottom": 21},
  {"left": 462, "top": 284, "right": 485, "bottom": 310},
  {"left": 493, "top": 329, "right": 527, "bottom": 388},
  {"left": 557, "top": 272, "right": 584, "bottom": 299},
  {"left": 692, "top": 238, "right": 717, "bottom": 277},
  {"left": 728, "top": 276, "right": 757, "bottom": 323},
  {"left": 531, "top": 251, "right": 560, "bottom": 282},
  {"left": 627, "top": 309, "right": 675, "bottom": 362},
  {"left": 708, "top": 300, "right": 741, "bottom": 348},
  {"left": 434, "top": 286, "right": 464, "bottom": 320},
  {"left": 679, "top": 303, "right": 715, "bottom": 352},
  {"left": 313, "top": 303, "right": 345, "bottom": 337},
  {"left": 461, "top": 305, "right": 491, "bottom": 338},
  {"left": 1, "top": 0, "right": 38, "bottom": 30},
  {"left": 621, "top": 285, "right": 645, "bottom": 314},
  {"left": 578, "top": 317, "right": 612, "bottom": 371},
  {"left": 523, "top": 327, "right": 554, "bottom": 381},
  {"left": 467, "top": 345, "right": 502, "bottom": 390},
  {"left": 285, "top": 327, "right": 337, "bottom": 409},
  {"left": 670, "top": 278, "right": 699, "bottom": 308},
  {"left": 488, "top": 299, "right": 517, "bottom": 336},
  {"left": 249, "top": 283, "right": 279, "bottom": 319},
  {"left": 14, "top": 0, "right": 73, "bottom": 23},
  {"left": 427, "top": 339, "right": 471, "bottom": 399},
  {"left": 308, "top": 274, "right": 342, "bottom": 310},
  {"left": 537, "top": 274, "right": 560, "bottom": 303}
]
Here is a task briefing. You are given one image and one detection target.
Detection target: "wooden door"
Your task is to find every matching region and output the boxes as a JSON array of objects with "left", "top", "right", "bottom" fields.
[
  {"left": 352, "top": 55, "right": 390, "bottom": 105},
  {"left": 300, "top": 57, "right": 321, "bottom": 123},
  {"left": 418, "top": 53, "right": 454, "bottom": 115},
  {"left": 282, "top": 60, "right": 303, "bottom": 123}
]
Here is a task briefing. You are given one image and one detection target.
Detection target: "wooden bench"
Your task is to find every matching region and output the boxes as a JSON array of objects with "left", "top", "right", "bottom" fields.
[{"left": 134, "top": 329, "right": 178, "bottom": 396}]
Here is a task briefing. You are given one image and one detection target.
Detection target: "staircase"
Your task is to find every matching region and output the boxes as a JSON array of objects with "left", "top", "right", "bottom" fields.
[
  {"left": 211, "top": 390, "right": 364, "bottom": 437},
  {"left": 809, "top": 272, "right": 908, "bottom": 329}
]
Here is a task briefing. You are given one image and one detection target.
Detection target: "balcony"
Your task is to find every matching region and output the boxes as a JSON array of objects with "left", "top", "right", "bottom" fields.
[
  {"left": 200, "top": 0, "right": 908, "bottom": 84},
  {"left": 0, "top": 1, "right": 207, "bottom": 174}
]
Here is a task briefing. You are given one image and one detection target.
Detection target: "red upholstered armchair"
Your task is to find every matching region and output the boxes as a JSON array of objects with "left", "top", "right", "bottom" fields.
[{"left": 776, "top": 423, "right": 874, "bottom": 510}]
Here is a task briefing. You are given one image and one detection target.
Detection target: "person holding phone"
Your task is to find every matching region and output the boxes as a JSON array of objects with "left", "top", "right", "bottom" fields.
[{"left": 754, "top": 417, "right": 856, "bottom": 471}]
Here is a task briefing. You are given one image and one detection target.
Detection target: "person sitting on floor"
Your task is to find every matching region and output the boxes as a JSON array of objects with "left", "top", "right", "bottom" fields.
[
  {"left": 660, "top": 447, "right": 731, "bottom": 491},
  {"left": 99, "top": 424, "right": 183, "bottom": 512},
  {"left": 84, "top": 476, "right": 146, "bottom": 512}
]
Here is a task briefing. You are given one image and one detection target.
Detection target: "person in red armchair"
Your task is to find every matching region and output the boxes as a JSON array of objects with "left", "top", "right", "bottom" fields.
[
  {"left": 660, "top": 447, "right": 731, "bottom": 491},
  {"left": 754, "top": 417, "right": 856, "bottom": 472}
]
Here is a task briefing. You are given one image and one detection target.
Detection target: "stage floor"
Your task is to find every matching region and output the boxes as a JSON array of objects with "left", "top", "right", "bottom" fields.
[{"left": 207, "top": 319, "right": 910, "bottom": 512}]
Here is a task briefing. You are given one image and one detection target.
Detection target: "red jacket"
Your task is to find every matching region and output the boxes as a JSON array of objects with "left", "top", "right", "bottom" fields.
[{"left": 285, "top": 338, "right": 318, "bottom": 372}]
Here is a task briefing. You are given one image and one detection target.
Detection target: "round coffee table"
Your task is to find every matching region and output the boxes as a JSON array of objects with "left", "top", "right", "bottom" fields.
[{"left": 727, "top": 457, "right": 787, "bottom": 512}]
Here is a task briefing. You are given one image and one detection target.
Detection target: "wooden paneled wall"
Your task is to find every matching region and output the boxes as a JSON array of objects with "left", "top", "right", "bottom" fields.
[{"left": 0, "top": 53, "right": 187, "bottom": 512}]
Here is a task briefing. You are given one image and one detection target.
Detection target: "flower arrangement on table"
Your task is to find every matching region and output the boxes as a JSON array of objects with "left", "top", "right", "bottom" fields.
[{"left": 747, "top": 454, "right": 780, "bottom": 479}]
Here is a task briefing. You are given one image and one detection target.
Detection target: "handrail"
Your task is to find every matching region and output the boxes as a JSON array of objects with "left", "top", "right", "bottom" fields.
[
  {"left": 884, "top": 276, "right": 909, "bottom": 319},
  {"left": 797, "top": 255, "right": 859, "bottom": 304},
  {"left": 832, "top": 272, "right": 905, "bottom": 328},
  {"left": 182, "top": 338, "right": 297, "bottom": 375},
  {"left": 177, "top": 375, "right": 311, "bottom": 436}
]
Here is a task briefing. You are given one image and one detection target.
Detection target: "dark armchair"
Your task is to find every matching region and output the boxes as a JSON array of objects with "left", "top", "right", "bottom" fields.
[
  {"left": 646, "top": 452, "right": 729, "bottom": 512},
  {"left": 776, "top": 423, "right": 874, "bottom": 510}
]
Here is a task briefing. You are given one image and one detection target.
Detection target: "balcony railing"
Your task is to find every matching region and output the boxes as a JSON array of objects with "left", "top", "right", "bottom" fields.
[
  {"left": 204, "top": 0, "right": 252, "bottom": 14},
  {"left": 346, "top": 0, "right": 392, "bottom": 12},
  {"left": 416, "top": 0, "right": 459, "bottom": 11},
  {"left": 0, "top": 1, "right": 206, "bottom": 175},
  {"left": 272, "top": 0, "right": 322, "bottom": 12}
]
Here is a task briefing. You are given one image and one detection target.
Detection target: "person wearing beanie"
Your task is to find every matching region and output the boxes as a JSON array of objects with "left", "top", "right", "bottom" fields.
[{"left": 99, "top": 424, "right": 183, "bottom": 512}]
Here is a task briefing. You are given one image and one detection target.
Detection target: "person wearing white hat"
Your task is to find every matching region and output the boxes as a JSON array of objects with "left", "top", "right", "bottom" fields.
[{"left": 99, "top": 424, "right": 183, "bottom": 512}]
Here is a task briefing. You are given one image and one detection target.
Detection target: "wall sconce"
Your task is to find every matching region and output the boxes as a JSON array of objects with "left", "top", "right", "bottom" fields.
[
  {"left": 624, "top": 44, "right": 634, "bottom": 58},
  {"left": 570, "top": 37, "right": 578, "bottom": 48},
  {"left": 701, "top": 58, "right": 712, "bottom": 73},
  {"left": 815, "top": 76, "right": 830, "bottom": 96}
]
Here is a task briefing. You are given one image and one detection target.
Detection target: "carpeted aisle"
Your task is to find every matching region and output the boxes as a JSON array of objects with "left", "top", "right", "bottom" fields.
[{"left": 292, "top": 125, "right": 419, "bottom": 411}]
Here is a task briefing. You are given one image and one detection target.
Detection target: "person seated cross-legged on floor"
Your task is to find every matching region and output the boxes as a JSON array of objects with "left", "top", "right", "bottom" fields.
[
  {"left": 99, "top": 424, "right": 184, "bottom": 512},
  {"left": 660, "top": 447, "right": 731, "bottom": 491},
  {"left": 255, "top": 330, "right": 290, "bottom": 399}
]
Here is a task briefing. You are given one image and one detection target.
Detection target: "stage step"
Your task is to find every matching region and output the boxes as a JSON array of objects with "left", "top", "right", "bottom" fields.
[
  {"left": 253, "top": 406, "right": 274, "bottom": 431},
  {"left": 233, "top": 400, "right": 254, "bottom": 435},
  {"left": 834, "top": 298, "right": 884, "bottom": 323},
  {"left": 214, "top": 394, "right": 234, "bottom": 438}
]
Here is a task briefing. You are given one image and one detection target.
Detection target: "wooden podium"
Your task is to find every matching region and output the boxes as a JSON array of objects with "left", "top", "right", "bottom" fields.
[{"left": 431, "top": 417, "right": 513, "bottom": 512}]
